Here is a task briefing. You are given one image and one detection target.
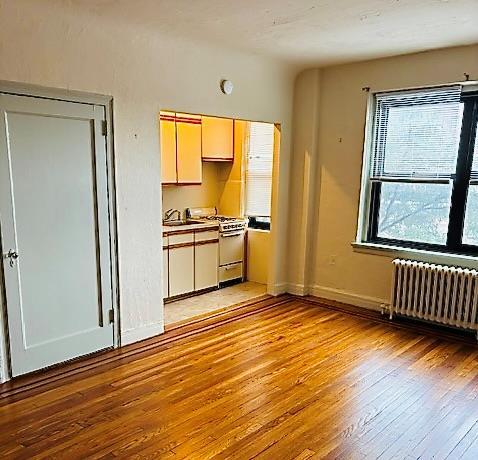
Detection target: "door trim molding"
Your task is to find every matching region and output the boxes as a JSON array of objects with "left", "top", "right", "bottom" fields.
[
  {"left": 0, "top": 80, "right": 113, "bottom": 106},
  {"left": 0, "top": 81, "right": 120, "bottom": 382}
]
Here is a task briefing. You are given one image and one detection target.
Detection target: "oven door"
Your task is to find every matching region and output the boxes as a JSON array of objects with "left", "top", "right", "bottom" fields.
[{"left": 219, "top": 230, "right": 245, "bottom": 266}]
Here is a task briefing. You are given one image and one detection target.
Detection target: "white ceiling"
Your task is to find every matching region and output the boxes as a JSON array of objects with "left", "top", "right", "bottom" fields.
[{"left": 66, "top": 0, "right": 478, "bottom": 66}]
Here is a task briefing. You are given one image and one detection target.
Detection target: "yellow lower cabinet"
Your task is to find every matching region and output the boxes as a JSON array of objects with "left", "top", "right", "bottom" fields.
[
  {"left": 169, "top": 233, "right": 195, "bottom": 297},
  {"left": 162, "top": 247, "right": 169, "bottom": 299},
  {"left": 169, "top": 245, "right": 194, "bottom": 296},
  {"left": 194, "top": 241, "right": 219, "bottom": 291}
]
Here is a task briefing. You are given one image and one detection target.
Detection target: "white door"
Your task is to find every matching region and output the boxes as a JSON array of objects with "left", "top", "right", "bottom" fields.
[
  {"left": 0, "top": 94, "right": 114, "bottom": 376},
  {"left": 169, "top": 246, "right": 194, "bottom": 297}
]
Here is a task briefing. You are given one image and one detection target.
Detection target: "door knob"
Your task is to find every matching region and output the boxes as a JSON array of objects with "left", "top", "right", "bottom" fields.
[{"left": 4, "top": 250, "right": 19, "bottom": 268}]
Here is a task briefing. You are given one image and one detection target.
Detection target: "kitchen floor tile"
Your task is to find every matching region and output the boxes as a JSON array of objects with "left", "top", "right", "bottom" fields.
[{"left": 164, "top": 281, "right": 267, "bottom": 326}]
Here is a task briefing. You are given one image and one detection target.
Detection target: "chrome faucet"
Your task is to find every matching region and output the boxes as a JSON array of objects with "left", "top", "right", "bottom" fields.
[{"left": 164, "top": 208, "right": 181, "bottom": 221}]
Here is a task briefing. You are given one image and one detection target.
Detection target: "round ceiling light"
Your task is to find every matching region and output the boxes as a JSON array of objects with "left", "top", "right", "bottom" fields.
[{"left": 220, "top": 80, "right": 234, "bottom": 95}]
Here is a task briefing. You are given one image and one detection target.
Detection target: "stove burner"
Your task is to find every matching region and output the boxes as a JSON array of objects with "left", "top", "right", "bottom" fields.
[
  {"left": 186, "top": 208, "right": 247, "bottom": 229},
  {"left": 205, "top": 215, "right": 237, "bottom": 222}
]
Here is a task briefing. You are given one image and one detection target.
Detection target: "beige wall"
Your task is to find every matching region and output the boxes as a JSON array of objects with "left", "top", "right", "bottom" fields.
[
  {"left": 247, "top": 230, "right": 270, "bottom": 285},
  {"left": 217, "top": 120, "right": 246, "bottom": 217},
  {"left": 162, "top": 163, "right": 220, "bottom": 217},
  {"left": 289, "top": 44, "right": 478, "bottom": 306},
  {"left": 0, "top": 0, "right": 296, "bottom": 356},
  {"left": 287, "top": 69, "right": 322, "bottom": 293}
]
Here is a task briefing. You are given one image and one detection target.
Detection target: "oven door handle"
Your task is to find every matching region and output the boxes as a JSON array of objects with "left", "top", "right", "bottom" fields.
[{"left": 220, "top": 231, "right": 244, "bottom": 238}]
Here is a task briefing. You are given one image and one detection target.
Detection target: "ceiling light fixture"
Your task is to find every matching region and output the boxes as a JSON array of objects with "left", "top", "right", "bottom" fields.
[{"left": 220, "top": 80, "right": 234, "bottom": 95}]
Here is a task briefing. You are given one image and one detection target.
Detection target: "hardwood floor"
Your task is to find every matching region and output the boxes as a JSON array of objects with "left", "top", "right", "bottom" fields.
[{"left": 1, "top": 295, "right": 478, "bottom": 459}]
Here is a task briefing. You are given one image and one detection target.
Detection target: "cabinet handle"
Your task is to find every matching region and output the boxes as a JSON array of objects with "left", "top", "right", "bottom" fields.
[{"left": 220, "top": 232, "right": 244, "bottom": 238}]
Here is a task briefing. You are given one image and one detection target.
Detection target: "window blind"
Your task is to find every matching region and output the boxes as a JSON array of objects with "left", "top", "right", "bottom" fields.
[
  {"left": 371, "top": 86, "right": 463, "bottom": 180},
  {"left": 245, "top": 122, "right": 274, "bottom": 217},
  {"left": 471, "top": 120, "right": 478, "bottom": 183}
]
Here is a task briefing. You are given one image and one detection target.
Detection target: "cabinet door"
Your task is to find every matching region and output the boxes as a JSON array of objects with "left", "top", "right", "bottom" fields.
[
  {"left": 159, "top": 111, "right": 177, "bottom": 184},
  {"left": 169, "top": 245, "right": 194, "bottom": 296},
  {"left": 162, "top": 247, "right": 169, "bottom": 299},
  {"left": 195, "top": 242, "right": 219, "bottom": 290},
  {"left": 202, "top": 116, "right": 234, "bottom": 161},
  {"left": 176, "top": 113, "right": 202, "bottom": 184}
]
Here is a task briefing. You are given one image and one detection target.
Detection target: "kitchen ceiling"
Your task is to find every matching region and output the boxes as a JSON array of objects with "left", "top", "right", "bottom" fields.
[{"left": 56, "top": 0, "right": 477, "bottom": 66}]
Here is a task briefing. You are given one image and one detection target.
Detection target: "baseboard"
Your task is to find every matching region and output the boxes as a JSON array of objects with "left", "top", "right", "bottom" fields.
[
  {"left": 285, "top": 283, "right": 308, "bottom": 296},
  {"left": 121, "top": 321, "right": 165, "bottom": 346},
  {"left": 309, "top": 285, "right": 386, "bottom": 312},
  {"left": 268, "top": 282, "right": 288, "bottom": 296}
]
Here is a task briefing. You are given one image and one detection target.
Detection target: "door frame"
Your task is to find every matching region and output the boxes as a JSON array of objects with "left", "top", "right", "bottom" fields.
[{"left": 0, "top": 81, "right": 120, "bottom": 382}]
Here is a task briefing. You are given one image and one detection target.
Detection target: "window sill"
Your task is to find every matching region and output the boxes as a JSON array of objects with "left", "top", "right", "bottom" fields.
[
  {"left": 351, "top": 241, "right": 478, "bottom": 270},
  {"left": 247, "top": 228, "right": 270, "bottom": 233}
]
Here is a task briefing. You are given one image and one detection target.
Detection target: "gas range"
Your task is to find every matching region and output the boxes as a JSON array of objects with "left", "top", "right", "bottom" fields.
[
  {"left": 186, "top": 207, "right": 246, "bottom": 285},
  {"left": 186, "top": 208, "right": 247, "bottom": 233}
]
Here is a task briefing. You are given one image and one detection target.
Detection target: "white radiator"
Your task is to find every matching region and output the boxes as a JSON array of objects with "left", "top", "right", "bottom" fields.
[{"left": 389, "top": 259, "right": 478, "bottom": 336}]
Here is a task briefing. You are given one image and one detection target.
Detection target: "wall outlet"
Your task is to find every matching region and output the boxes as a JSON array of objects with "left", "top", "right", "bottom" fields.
[{"left": 328, "top": 255, "right": 337, "bottom": 266}]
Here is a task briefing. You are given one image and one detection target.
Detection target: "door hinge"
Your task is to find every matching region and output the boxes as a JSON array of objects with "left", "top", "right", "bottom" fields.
[
  {"left": 101, "top": 120, "right": 107, "bottom": 136},
  {"left": 108, "top": 309, "right": 114, "bottom": 324}
]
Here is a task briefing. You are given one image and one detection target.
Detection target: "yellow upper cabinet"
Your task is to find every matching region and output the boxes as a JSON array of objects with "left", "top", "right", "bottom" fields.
[
  {"left": 202, "top": 116, "right": 234, "bottom": 161},
  {"left": 176, "top": 113, "right": 202, "bottom": 184},
  {"left": 160, "top": 111, "right": 177, "bottom": 184}
]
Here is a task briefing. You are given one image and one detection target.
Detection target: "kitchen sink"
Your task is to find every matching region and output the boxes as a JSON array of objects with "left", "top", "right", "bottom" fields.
[{"left": 163, "top": 220, "right": 203, "bottom": 227}]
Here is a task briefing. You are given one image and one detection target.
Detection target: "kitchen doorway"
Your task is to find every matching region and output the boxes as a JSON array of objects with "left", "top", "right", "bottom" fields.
[
  {"left": 162, "top": 118, "right": 280, "bottom": 329},
  {"left": 0, "top": 87, "right": 118, "bottom": 378}
]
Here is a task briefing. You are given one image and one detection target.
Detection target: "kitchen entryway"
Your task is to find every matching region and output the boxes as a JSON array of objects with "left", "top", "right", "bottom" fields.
[
  {"left": 0, "top": 92, "right": 115, "bottom": 377},
  {"left": 161, "top": 113, "right": 279, "bottom": 327},
  {"left": 164, "top": 281, "right": 267, "bottom": 327}
]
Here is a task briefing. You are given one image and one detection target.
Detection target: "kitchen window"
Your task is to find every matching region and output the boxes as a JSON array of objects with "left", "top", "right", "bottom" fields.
[
  {"left": 359, "top": 85, "right": 478, "bottom": 254},
  {"left": 245, "top": 122, "right": 275, "bottom": 230}
]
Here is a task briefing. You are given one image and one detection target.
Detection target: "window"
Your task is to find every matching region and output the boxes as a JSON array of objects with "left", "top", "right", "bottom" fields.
[
  {"left": 245, "top": 122, "right": 275, "bottom": 230},
  {"left": 361, "top": 85, "right": 478, "bottom": 254}
]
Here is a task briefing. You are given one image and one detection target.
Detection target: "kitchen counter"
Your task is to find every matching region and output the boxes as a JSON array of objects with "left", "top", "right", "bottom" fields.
[{"left": 162, "top": 220, "right": 219, "bottom": 235}]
